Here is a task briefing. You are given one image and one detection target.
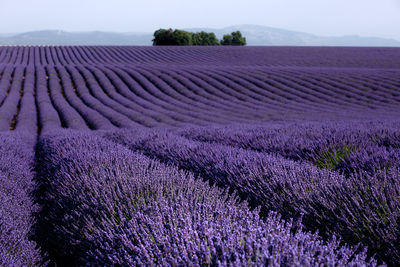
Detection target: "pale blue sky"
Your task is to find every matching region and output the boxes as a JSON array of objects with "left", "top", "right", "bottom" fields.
[{"left": 0, "top": 0, "right": 399, "bottom": 40}]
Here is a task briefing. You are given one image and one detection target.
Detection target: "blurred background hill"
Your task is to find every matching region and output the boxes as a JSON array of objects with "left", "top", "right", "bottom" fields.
[{"left": 1, "top": 25, "right": 399, "bottom": 46}]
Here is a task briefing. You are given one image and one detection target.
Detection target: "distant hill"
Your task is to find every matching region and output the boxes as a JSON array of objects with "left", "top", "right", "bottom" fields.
[
  {"left": 185, "top": 25, "right": 400, "bottom": 47},
  {"left": 0, "top": 25, "right": 399, "bottom": 46},
  {"left": 0, "top": 30, "right": 152, "bottom": 45}
]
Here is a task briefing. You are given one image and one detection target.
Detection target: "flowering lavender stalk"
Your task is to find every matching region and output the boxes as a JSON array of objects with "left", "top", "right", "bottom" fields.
[
  {"left": 103, "top": 128, "right": 399, "bottom": 265},
  {"left": 178, "top": 120, "right": 400, "bottom": 176},
  {"left": 0, "top": 131, "right": 41, "bottom": 266},
  {"left": 35, "top": 130, "right": 375, "bottom": 266}
]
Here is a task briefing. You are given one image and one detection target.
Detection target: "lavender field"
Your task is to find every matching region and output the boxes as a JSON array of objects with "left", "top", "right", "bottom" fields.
[{"left": 1, "top": 46, "right": 400, "bottom": 266}]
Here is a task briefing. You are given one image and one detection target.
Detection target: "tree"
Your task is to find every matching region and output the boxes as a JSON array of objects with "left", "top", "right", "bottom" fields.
[
  {"left": 221, "top": 31, "right": 246, "bottom": 46},
  {"left": 231, "top": 31, "right": 246, "bottom": 46},
  {"left": 171, "top": 29, "right": 192, "bottom": 45},
  {"left": 153, "top": 29, "right": 245, "bottom": 46},
  {"left": 220, "top": 34, "right": 233, "bottom": 45},
  {"left": 152, "top": 29, "right": 174, "bottom": 45},
  {"left": 152, "top": 29, "right": 191, "bottom": 45},
  {"left": 192, "top": 31, "right": 219, "bottom": 46}
]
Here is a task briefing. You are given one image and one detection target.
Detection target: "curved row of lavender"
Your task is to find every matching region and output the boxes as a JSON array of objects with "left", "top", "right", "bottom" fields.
[
  {"left": 177, "top": 120, "right": 400, "bottom": 176},
  {"left": 0, "top": 64, "right": 398, "bottom": 131},
  {"left": 0, "top": 46, "right": 399, "bottom": 265},
  {"left": 1, "top": 46, "right": 400, "bottom": 67},
  {"left": 0, "top": 131, "right": 41, "bottom": 266},
  {"left": 33, "top": 130, "right": 375, "bottom": 266},
  {"left": 102, "top": 122, "right": 400, "bottom": 265}
]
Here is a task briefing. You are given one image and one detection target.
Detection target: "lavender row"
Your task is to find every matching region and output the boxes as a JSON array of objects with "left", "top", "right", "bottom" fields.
[
  {"left": 187, "top": 68, "right": 299, "bottom": 113},
  {"left": 71, "top": 66, "right": 146, "bottom": 128},
  {"left": 1, "top": 46, "right": 400, "bottom": 68},
  {"left": 199, "top": 68, "right": 325, "bottom": 113},
  {"left": 201, "top": 66, "right": 400, "bottom": 115},
  {"left": 83, "top": 66, "right": 160, "bottom": 127},
  {"left": 35, "top": 66, "right": 62, "bottom": 133},
  {"left": 99, "top": 65, "right": 182, "bottom": 126},
  {"left": 133, "top": 67, "right": 251, "bottom": 124},
  {"left": 15, "top": 66, "right": 37, "bottom": 132},
  {"left": 46, "top": 66, "right": 89, "bottom": 130},
  {"left": 55, "top": 66, "right": 115, "bottom": 130},
  {"left": 34, "top": 130, "right": 375, "bottom": 266},
  {"left": 274, "top": 69, "right": 400, "bottom": 106},
  {"left": 229, "top": 68, "right": 368, "bottom": 111},
  {"left": 65, "top": 66, "right": 137, "bottom": 129},
  {"left": 0, "top": 65, "right": 13, "bottom": 106},
  {"left": 103, "top": 128, "right": 400, "bottom": 264},
  {"left": 108, "top": 65, "right": 206, "bottom": 126},
  {"left": 108, "top": 64, "right": 267, "bottom": 125},
  {"left": 247, "top": 68, "right": 376, "bottom": 110},
  {"left": 0, "top": 66, "right": 24, "bottom": 130},
  {"left": 0, "top": 132, "right": 41, "bottom": 266},
  {"left": 178, "top": 121, "right": 400, "bottom": 176},
  {"left": 119, "top": 66, "right": 216, "bottom": 125},
  {"left": 152, "top": 67, "right": 268, "bottom": 118},
  {"left": 0, "top": 64, "right": 399, "bottom": 132}
]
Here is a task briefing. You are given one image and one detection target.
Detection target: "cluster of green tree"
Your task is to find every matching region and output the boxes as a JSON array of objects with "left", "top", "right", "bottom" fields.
[
  {"left": 152, "top": 29, "right": 246, "bottom": 46},
  {"left": 220, "top": 31, "right": 247, "bottom": 46}
]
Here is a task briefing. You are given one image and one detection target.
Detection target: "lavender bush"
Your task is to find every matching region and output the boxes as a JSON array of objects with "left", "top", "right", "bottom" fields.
[
  {"left": 0, "top": 131, "right": 41, "bottom": 266},
  {"left": 178, "top": 120, "right": 400, "bottom": 176},
  {"left": 34, "top": 130, "right": 376, "bottom": 266},
  {"left": 103, "top": 128, "right": 400, "bottom": 264},
  {"left": 0, "top": 46, "right": 399, "bottom": 265}
]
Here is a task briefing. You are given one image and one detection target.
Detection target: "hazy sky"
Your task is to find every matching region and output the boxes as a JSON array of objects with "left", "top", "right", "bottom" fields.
[{"left": 0, "top": 0, "right": 399, "bottom": 40}]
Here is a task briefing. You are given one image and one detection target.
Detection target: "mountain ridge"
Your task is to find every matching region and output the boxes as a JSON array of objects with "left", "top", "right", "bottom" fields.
[{"left": 0, "top": 25, "right": 399, "bottom": 46}]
